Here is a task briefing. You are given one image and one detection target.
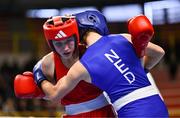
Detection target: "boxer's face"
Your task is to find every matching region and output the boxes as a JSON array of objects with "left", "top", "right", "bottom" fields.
[{"left": 52, "top": 36, "right": 75, "bottom": 59}]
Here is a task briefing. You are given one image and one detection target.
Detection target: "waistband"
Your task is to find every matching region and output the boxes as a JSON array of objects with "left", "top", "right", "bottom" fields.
[
  {"left": 65, "top": 93, "right": 110, "bottom": 115},
  {"left": 113, "top": 85, "right": 159, "bottom": 111}
]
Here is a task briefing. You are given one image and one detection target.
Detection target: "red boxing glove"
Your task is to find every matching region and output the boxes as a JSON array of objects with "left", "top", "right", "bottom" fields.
[
  {"left": 128, "top": 15, "right": 154, "bottom": 57},
  {"left": 14, "top": 71, "right": 45, "bottom": 99}
]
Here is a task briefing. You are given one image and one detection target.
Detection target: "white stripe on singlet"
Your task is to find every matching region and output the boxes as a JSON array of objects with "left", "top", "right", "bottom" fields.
[
  {"left": 147, "top": 72, "right": 164, "bottom": 101},
  {"left": 113, "top": 85, "right": 159, "bottom": 111},
  {"left": 65, "top": 93, "right": 110, "bottom": 115}
]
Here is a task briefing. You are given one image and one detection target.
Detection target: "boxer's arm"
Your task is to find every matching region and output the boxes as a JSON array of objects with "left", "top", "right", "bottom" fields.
[
  {"left": 121, "top": 34, "right": 165, "bottom": 70},
  {"left": 121, "top": 33, "right": 132, "bottom": 43},
  {"left": 143, "top": 42, "right": 165, "bottom": 70},
  {"left": 41, "top": 61, "right": 89, "bottom": 102},
  {"left": 33, "top": 52, "right": 55, "bottom": 87},
  {"left": 41, "top": 52, "right": 55, "bottom": 81}
]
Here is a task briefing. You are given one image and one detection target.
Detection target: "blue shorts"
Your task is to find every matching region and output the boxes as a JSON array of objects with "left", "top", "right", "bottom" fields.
[{"left": 117, "top": 95, "right": 169, "bottom": 117}]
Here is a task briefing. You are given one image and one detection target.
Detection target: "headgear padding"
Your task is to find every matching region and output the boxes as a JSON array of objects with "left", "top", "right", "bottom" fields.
[
  {"left": 74, "top": 10, "right": 109, "bottom": 42},
  {"left": 43, "top": 16, "right": 80, "bottom": 49}
]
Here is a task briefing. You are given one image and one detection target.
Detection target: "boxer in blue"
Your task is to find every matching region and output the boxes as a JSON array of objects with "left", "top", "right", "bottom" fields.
[{"left": 34, "top": 10, "right": 169, "bottom": 117}]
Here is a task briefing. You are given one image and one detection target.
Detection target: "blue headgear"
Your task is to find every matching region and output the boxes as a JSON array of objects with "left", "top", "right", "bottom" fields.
[{"left": 73, "top": 10, "right": 109, "bottom": 42}]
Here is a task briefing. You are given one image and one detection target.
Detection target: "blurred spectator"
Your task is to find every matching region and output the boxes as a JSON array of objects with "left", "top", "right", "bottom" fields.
[
  {"left": 22, "top": 54, "right": 38, "bottom": 72},
  {"left": 2, "top": 97, "right": 16, "bottom": 112},
  {"left": 159, "top": 31, "right": 178, "bottom": 80},
  {"left": 0, "top": 95, "right": 3, "bottom": 110},
  {"left": 0, "top": 75, "right": 7, "bottom": 101},
  {"left": 169, "top": 52, "right": 177, "bottom": 79},
  {"left": 32, "top": 99, "right": 42, "bottom": 111},
  {"left": 17, "top": 99, "right": 28, "bottom": 111},
  {"left": 0, "top": 60, "right": 13, "bottom": 99},
  {"left": 165, "top": 34, "right": 178, "bottom": 80},
  {"left": 46, "top": 101, "right": 60, "bottom": 117},
  {"left": 176, "top": 39, "right": 180, "bottom": 64}
]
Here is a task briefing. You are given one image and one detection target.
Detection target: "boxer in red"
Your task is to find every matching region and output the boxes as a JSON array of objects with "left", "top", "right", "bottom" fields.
[{"left": 14, "top": 14, "right": 116, "bottom": 117}]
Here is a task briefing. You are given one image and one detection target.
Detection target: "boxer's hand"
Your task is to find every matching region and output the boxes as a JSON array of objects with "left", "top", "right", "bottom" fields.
[
  {"left": 14, "top": 71, "right": 45, "bottom": 99},
  {"left": 128, "top": 15, "right": 154, "bottom": 57}
]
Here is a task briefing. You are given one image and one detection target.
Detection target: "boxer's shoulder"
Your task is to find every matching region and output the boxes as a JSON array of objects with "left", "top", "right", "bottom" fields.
[{"left": 41, "top": 52, "right": 55, "bottom": 80}]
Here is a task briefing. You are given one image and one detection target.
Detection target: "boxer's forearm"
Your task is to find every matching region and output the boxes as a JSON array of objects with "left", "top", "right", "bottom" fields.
[
  {"left": 143, "top": 42, "right": 165, "bottom": 70},
  {"left": 41, "top": 75, "right": 80, "bottom": 102}
]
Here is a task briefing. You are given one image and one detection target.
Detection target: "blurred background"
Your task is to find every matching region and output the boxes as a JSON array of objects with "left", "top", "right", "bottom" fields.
[{"left": 0, "top": 0, "right": 179, "bottom": 117}]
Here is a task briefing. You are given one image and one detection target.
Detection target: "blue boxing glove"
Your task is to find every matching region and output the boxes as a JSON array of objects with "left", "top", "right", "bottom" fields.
[{"left": 33, "top": 60, "right": 47, "bottom": 87}]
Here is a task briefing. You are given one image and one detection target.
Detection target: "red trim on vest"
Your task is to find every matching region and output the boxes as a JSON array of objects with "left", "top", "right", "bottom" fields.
[
  {"left": 54, "top": 53, "right": 68, "bottom": 80},
  {"left": 53, "top": 53, "right": 103, "bottom": 105}
]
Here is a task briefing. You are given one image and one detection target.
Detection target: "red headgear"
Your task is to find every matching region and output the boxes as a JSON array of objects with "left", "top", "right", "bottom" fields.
[{"left": 43, "top": 16, "right": 80, "bottom": 50}]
